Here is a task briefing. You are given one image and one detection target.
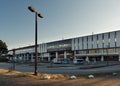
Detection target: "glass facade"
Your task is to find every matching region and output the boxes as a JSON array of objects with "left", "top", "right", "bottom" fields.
[{"left": 47, "top": 39, "right": 72, "bottom": 52}]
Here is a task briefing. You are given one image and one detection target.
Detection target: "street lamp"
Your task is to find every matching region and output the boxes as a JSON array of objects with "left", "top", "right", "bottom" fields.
[
  {"left": 106, "top": 45, "right": 109, "bottom": 66},
  {"left": 28, "top": 6, "right": 44, "bottom": 76},
  {"left": 13, "top": 49, "right": 15, "bottom": 70}
]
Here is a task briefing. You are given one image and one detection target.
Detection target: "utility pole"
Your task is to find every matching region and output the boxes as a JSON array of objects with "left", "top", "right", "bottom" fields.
[{"left": 12, "top": 49, "right": 15, "bottom": 70}]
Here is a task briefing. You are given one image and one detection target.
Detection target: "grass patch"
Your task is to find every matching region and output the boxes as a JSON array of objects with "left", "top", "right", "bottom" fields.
[
  {"left": 0, "top": 69, "right": 8, "bottom": 74},
  {"left": 17, "top": 73, "right": 28, "bottom": 77},
  {"left": 38, "top": 74, "right": 69, "bottom": 79}
]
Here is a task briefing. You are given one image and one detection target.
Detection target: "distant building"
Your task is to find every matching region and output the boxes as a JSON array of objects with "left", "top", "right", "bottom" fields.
[{"left": 8, "top": 30, "right": 120, "bottom": 63}]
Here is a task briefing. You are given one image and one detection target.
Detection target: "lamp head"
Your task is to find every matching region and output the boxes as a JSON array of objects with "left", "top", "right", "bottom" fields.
[
  {"left": 28, "top": 6, "right": 36, "bottom": 12},
  {"left": 38, "top": 13, "right": 44, "bottom": 18}
]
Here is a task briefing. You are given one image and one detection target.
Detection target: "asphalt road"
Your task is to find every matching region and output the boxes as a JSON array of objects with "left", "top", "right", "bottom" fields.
[{"left": 0, "top": 62, "right": 120, "bottom": 75}]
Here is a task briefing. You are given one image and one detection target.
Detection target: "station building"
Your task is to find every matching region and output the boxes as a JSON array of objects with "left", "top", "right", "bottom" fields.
[{"left": 8, "top": 30, "right": 120, "bottom": 63}]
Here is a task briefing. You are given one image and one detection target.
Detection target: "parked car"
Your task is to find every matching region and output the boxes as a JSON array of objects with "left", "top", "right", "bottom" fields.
[
  {"left": 61, "top": 59, "right": 69, "bottom": 64},
  {"left": 73, "top": 59, "right": 84, "bottom": 65},
  {"left": 52, "top": 58, "right": 61, "bottom": 64},
  {"left": 52, "top": 58, "right": 69, "bottom": 64}
]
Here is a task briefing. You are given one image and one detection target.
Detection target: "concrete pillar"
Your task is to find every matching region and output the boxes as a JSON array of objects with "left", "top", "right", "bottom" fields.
[
  {"left": 86, "top": 56, "right": 90, "bottom": 63},
  {"left": 74, "top": 51, "right": 76, "bottom": 59},
  {"left": 24, "top": 54, "right": 26, "bottom": 61},
  {"left": 119, "top": 55, "right": 120, "bottom": 61},
  {"left": 26, "top": 55, "right": 28, "bottom": 61},
  {"left": 27, "top": 54, "right": 29, "bottom": 61},
  {"left": 64, "top": 51, "right": 67, "bottom": 59},
  {"left": 101, "top": 56, "right": 104, "bottom": 62},
  {"left": 56, "top": 52, "right": 58, "bottom": 60},
  {"left": 93, "top": 57, "right": 96, "bottom": 63},
  {"left": 47, "top": 53, "right": 50, "bottom": 61},
  {"left": 48, "top": 57, "right": 50, "bottom": 61},
  {"left": 23, "top": 54, "right": 25, "bottom": 61},
  {"left": 74, "top": 51, "right": 76, "bottom": 55},
  {"left": 22, "top": 54, "right": 24, "bottom": 61},
  {"left": 31, "top": 54, "right": 34, "bottom": 62},
  {"left": 41, "top": 53, "right": 44, "bottom": 61}
]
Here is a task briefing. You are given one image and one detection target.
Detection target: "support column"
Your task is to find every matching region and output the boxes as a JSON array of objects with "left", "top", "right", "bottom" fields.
[
  {"left": 24, "top": 54, "right": 26, "bottom": 61},
  {"left": 119, "top": 55, "right": 120, "bottom": 61},
  {"left": 93, "top": 57, "right": 96, "bottom": 63},
  {"left": 41, "top": 53, "right": 44, "bottom": 61},
  {"left": 21, "top": 54, "right": 23, "bottom": 61},
  {"left": 24, "top": 54, "right": 27, "bottom": 61},
  {"left": 64, "top": 51, "right": 67, "bottom": 59},
  {"left": 86, "top": 56, "right": 90, "bottom": 63},
  {"left": 101, "top": 56, "right": 104, "bottom": 62},
  {"left": 48, "top": 53, "right": 50, "bottom": 61},
  {"left": 31, "top": 54, "right": 34, "bottom": 62},
  {"left": 74, "top": 51, "right": 76, "bottom": 59},
  {"left": 27, "top": 54, "right": 29, "bottom": 61},
  {"left": 56, "top": 52, "right": 58, "bottom": 61}
]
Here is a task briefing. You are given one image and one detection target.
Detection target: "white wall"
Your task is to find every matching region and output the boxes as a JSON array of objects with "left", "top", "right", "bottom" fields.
[
  {"left": 39, "top": 43, "right": 47, "bottom": 53},
  {"left": 72, "top": 38, "right": 75, "bottom": 50},
  {"left": 116, "top": 31, "right": 120, "bottom": 47},
  {"left": 104, "top": 33, "right": 109, "bottom": 48},
  {"left": 79, "top": 37, "right": 83, "bottom": 50},
  {"left": 110, "top": 32, "right": 115, "bottom": 47},
  {"left": 75, "top": 38, "right": 79, "bottom": 50},
  {"left": 88, "top": 36, "right": 92, "bottom": 49},
  {"left": 93, "top": 35, "right": 97, "bottom": 49},
  {"left": 83, "top": 36, "right": 87, "bottom": 49},
  {"left": 98, "top": 34, "right": 103, "bottom": 48}
]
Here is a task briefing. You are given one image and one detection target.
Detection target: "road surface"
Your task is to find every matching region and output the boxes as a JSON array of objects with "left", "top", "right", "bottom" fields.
[{"left": 0, "top": 62, "right": 120, "bottom": 75}]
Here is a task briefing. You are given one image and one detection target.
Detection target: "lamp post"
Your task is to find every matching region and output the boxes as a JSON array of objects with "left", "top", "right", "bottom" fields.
[
  {"left": 28, "top": 6, "right": 44, "bottom": 76},
  {"left": 106, "top": 45, "right": 109, "bottom": 66},
  {"left": 12, "top": 49, "right": 15, "bottom": 70}
]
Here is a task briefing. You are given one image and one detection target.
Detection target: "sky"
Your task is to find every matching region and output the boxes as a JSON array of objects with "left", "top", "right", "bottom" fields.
[{"left": 1, "top": 0, "right": 120, "bottom": 50}]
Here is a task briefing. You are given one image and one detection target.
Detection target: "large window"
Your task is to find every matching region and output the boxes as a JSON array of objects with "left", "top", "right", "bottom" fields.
[
  {"left": 116, "top": 48, "right": 120, "bottom": 53},
  {"left": 47, "top": 39, "right": 72, "bottom": 52},
  {"left": 89, "top": 50, "right": 96, "bottom": 54},
  {"left": 108, "top": 48, "right": 115, "bottom": 53},
  {"left": 97, "top": 49, "right": 103, "bottom": 53},
  {"left": 77, "top": 50, "right": 87, "bottom": 54}
]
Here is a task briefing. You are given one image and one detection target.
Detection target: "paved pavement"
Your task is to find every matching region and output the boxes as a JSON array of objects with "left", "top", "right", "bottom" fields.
[{"left": 0, "top": 62, "right": 120, "bottom": 75}]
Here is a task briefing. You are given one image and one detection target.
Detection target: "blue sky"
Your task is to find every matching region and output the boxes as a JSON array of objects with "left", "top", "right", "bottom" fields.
[{"left": 1, "top": 0, "right": 120, "bottom": 49}]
